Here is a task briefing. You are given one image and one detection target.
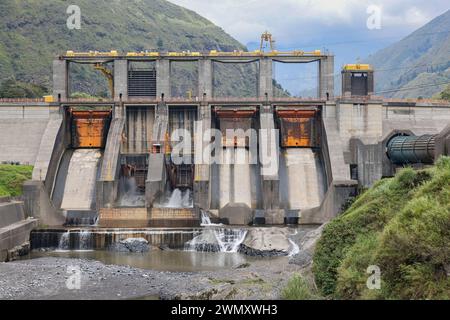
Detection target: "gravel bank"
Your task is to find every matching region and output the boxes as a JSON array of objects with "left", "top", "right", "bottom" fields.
[{"left": 0, "top": 256, "right": 299, "bottom": 300}]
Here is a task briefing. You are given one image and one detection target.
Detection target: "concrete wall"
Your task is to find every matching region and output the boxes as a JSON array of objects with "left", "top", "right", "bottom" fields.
[
  {"left": 336, "top": 101, "right": 384, "bottom": 152},
  {"left": 97, "top": 117, "right": 125, "bottom": 208},
  {"left": 301, "top": 180, "right": 358, "bottom": 224},
  {"left": 0, "top": 104, "right": 51, "bottom": 165},
  {"left": 0, "top": 199, "right": 38, "bottom": 262},
  {"left": 383, "top": 105, "right": 450, "bottom": 136}
]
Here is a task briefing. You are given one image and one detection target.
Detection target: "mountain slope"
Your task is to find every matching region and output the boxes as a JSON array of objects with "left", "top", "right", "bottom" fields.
[
  {"left": 366, "top": 9, "right": 450, "bottom": 98},
  {"left": 0, "top": 0, "right": 258, "bottom": 97}
]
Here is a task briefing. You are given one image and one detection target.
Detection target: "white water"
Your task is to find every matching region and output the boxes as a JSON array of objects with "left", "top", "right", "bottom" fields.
[
  {"left": 57, "top": 230, "right": 94, "bottom": 251},
  {"left": 200, "top": 211, "right": 223, "bottom": 227},
  {"left": 119, "top": 177, "right": 145, "bottom": 207},
  {"left": 288, "top": 238, "right": 300, "bottom": 257},
  {"left": 156, "top": 188, "right": 193, "bottom": 208},
  {"left": 186, "top": 211, "right": 247, "bottom": 253}
]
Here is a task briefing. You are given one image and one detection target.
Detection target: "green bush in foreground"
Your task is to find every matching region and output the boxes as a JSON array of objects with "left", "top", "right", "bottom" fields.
[
  {"left": 313, "top": 157, "right": 450, "bottom": 299},
  {"left": 281, "top": 274, "right": 321, "bottom": 300},
  {"left": 0, "top": 165, "right": 33, "bottom": 197}
]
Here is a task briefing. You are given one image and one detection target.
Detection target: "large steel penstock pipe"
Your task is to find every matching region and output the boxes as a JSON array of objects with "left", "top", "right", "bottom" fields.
[{"left": 386, "top": 134, "right": 437, "bottom": 164}]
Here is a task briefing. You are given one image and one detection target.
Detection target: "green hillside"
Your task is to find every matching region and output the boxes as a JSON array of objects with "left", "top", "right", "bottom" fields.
[
  {"left": 313, "top": 157, "right": 450, "bottom": 299},
  {"left": 0, "top": 0, "right": 266, "bottom": 98},
  {"left": 366, "top": 9, "right": 450, "bottom": 98}
]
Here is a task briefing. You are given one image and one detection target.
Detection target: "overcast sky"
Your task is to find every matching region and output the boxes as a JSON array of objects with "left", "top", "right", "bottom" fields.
[{"left": 168, "top": 0, "right": 449, "bottom": 95}]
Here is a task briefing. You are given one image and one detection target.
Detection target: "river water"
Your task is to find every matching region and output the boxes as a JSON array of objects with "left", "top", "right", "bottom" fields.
[{"left": 24, "top": 250, "right": 283, "bottom": 272}]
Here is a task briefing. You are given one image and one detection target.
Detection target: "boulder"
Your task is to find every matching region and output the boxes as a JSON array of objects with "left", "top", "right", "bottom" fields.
[
  {"left": 289, "top": 224, "right": 325, "bottom": 267},
  {"left": 238, "top": 227, "right": 292, "bottom": 256},
  {"left": 185, "top": 229, "right": 221, "bottom": 252},
  {"left": 110, "top": 237, "right": 150, "bottom": 253}
]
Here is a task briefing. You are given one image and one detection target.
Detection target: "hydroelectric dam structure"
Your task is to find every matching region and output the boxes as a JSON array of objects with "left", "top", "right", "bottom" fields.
[{"left": 1, "top": 48, "right": 450, "bottom": 256}]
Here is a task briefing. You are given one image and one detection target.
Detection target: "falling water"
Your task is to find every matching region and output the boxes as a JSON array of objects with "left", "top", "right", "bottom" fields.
[
  {"left": 119, "top": 177, "right": 145, "bottom": 207},
  {"left": 57, "top": 230, "right": 94, "bottom": 251},
  {"left": 57, "top": 231, "right": 70, "bottom": 250},
  {"left": 156, "top": 188, "right": 193, "bottom": 208},
  {"left": 186, "top": 211, "right": 247, "bottom": 253},
  {"left": 200, "top": 210, "right": 223, "bottom": 227}
]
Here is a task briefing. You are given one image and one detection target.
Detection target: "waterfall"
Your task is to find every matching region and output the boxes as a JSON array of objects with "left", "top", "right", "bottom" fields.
[
  {"left": 156, "top": 188, "right": 193, "bottom": 208},
  {"left": 57, "top": 231, "right": 70, "bottom": 250},
  {"left": 56, "top": 230, "right": 93, "bottom": 251},
  {"left": 214, "top": 228, "right": 247, "bottom": 252},
  {"left": 200, "top": 210, "right": 223, "bottom": 227},
  {"left": 119, "top": 177, "right": 145, "bottom": 207},
  {"left": 186, "top": 211, "right": 247, "bottom": 253},
  {"left": 288, "top": 238, "right": 300, "bottom": 257}
]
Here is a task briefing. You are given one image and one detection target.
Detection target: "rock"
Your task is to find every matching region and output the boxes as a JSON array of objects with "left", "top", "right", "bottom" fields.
[
  {"left": 109, "top": 238, "right": 149, "bottom": 253},
  {"left": 6, "top": 242, "right": 30, "bottom": 262},
  {"left": 288, "top": 250, "right": 312, "bottom": 267},
  {"left": 234, "top": 263, "right": 251, "bottom": 269},
  {"left": 185, "top": 229, "right": 221, "bottom": 252},
  {"left": 289, "top": 224, "right": 325, "bottom": 267},
  {"left": 238, "top": 228, "right": 292, "bottom": 257}
]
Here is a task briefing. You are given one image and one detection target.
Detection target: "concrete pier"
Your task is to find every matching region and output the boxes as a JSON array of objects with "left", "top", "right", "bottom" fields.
[
  {"left": 114, "top": 60, "right": 128, "bottom": 101},
  {"left": 156, "top": 59, "right": 171, "bottom": 99}
]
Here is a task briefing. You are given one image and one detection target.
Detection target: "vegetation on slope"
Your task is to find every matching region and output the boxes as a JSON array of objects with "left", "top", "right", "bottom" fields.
[
  {"left": 281, "top": 273, "right": 321, "bottom": 300},
  {"left": 0, "top": 165, "right": 33, "bottom": 197},
  {"left": 366, "top": 9, "right": 450, "bottom": 98},
  {"left": 438, "top": 85, "right": 450, "bottom": 101},
  {"left": 313, "top": 157, "right": 450, "bottom": 299},
  {"left": 0, "top": 78, "right": 48, "bottom": 98},
  {"left": 0, "top": 0, "right": 276, "bottom": 98}
]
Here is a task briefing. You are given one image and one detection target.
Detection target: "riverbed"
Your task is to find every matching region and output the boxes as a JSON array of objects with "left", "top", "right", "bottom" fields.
[
  {"left": 0, "top": 225, "right": 320, "bottom": 300},
  {"left": 0, "top": 254, "right": 297, "bottom": 300}
]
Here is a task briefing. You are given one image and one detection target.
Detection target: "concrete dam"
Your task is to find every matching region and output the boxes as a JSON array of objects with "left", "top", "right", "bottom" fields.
[{"left": 1, "top": 50, "right": 450, "bottom": 260}]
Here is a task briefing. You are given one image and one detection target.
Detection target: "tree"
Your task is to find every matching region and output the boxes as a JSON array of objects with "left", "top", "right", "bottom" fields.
[
  {"left": 439, "top": 85, "right": 450, "bottom": 101},
  {"left": 0, "top": 79, "right": 48, "bottom": 98}
]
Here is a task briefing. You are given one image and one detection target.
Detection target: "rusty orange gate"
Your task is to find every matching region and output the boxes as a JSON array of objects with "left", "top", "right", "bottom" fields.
[
  {"left": 276, "top": 109, "right": 320, "bottom": 148},
  {"left": 70, "top": 109, "right": 112, "bottom": 148}
]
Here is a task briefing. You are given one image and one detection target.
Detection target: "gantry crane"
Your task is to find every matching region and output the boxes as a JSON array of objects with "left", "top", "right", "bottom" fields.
[
  {"left": 93, "top": 63, "right": 114, "bottom": 97},
  {"left": 260, "top": 31, "right": 276, "bottom": 52}
]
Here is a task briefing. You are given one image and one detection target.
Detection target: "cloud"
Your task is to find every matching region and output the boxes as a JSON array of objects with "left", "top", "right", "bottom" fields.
[
  {"left": 168, "top": 0, "right": 449, "bottom": 46},
  {"left": 167, "top": 0, "right": 449, "bottom": 95}
]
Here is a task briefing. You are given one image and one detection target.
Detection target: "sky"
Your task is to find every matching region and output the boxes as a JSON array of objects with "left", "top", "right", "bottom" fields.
[{"left": 168, "top": 0, "right": 449, "bottom": 95}]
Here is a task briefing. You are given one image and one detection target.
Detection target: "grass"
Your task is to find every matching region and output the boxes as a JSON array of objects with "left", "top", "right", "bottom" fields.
[
  {"left": 0, "top": 164, "right": 33, "bottom": 197},
  {"left": 313, "top": 156, "right": 450, "bottom": 299},
  {"left": 281, "top": 273, "right": 321, "bottom": 300}
]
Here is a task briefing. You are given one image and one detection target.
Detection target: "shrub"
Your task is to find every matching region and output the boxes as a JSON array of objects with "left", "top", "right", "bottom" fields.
[
  {"left": 281, "top": 274, "right": 320, "bottom": 300},
  {"left": 0, "top": 165, "right": 33, "bottom": 196},
  {"left": 313, "top": 159, "right": 448, "bottom": 299}
]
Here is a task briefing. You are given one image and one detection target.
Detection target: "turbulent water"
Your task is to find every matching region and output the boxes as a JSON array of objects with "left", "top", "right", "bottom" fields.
[
  {"left": 118, "top": 177, "right": 145, "bottom": 207},
  {"left": 155, "top": 188, "right": 193, "bottom": 208},
  {"left": 57, "top": 231, "right": 93, "bottom": 251},
  {"left": 186, "top": 211, "right": 247, "bottom": 253}
]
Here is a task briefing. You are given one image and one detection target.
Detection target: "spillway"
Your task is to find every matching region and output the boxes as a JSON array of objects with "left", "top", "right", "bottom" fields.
[
  {"left": 60, "top": 149, "right": 102, "bottom": 210},
  {"left": 219, "top": 148, "right": 252, "bottom": 208},
  {"left": 280, "top": 148, "right": 325, "bottom": 210},
  {"left": 51, "top": 149, "right": 102, "bottom": 213}
]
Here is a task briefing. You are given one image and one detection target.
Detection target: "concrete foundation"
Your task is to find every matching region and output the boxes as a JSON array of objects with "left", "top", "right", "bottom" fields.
[
  {"left": 219, "top": 203, "right": 253, "bottom": 225},
  {"left": 0, "top": 199, "right": 38, "bottom": 262}
]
